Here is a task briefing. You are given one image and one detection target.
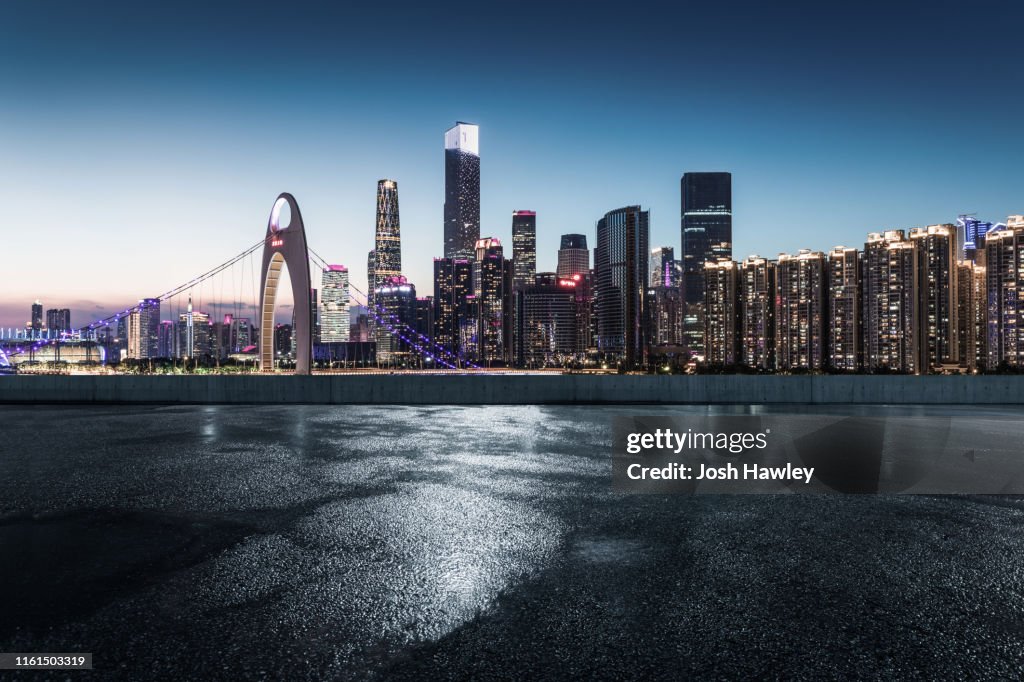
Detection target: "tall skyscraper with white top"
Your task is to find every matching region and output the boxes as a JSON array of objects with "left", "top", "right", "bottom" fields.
[{"left": 443, "top": 122, "right": 480, "bottom": 260}]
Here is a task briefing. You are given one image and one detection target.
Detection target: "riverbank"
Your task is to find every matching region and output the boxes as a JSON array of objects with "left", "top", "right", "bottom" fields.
[{"left": 2, "top": 374, "right": 1024, "bottom": 404}]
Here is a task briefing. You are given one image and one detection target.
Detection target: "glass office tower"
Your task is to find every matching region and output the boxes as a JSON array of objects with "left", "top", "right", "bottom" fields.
[
  {"left": 595, "top": 206, "right": 649, "bottom": 368},
  {"left": 512, "top": 210, "right": 537, "bottom": 291},
  {"left": 681, "top": 172, "right": 732, "bottom": 357},
  {"left": 443, "top": 122, "right": 480, "bottom": 260}
]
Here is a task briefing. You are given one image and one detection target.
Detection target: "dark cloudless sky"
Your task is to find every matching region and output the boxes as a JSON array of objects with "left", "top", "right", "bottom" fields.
[{"left": 1, "top": 0, "right": 1021, "bottom": 326}]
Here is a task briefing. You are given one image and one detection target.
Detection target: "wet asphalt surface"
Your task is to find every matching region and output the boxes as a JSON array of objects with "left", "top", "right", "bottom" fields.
[{"left": 1, "top": 404, "right": 1024, "bottom": 680}]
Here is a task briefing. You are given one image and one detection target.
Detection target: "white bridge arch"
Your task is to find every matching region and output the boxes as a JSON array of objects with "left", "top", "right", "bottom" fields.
[{"left": 259, "top": 193, "right": 312, "bottom": 374}]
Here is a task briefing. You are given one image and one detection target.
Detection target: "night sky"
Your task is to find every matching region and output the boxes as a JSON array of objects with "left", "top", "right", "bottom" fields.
[{"left": 2, "top": 0, "right": 1021, "bottom": 326}]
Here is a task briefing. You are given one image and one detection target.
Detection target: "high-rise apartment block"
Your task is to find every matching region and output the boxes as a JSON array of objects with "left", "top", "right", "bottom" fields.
[
  {"left": 985, "top": 216, "right": 1024, "bottom": 369},
  {"left": 739, "top": 255, "right": 775, "bottom": 370},
  {"left": 910, "top": 225, "right": 958, "bottom": 370},
  {"left": 957, "top": 261, "right": 986, "bottom": 371},
  {"left": 703, "top": 259, "right": 740, "bottom": 366},
  {"left": 774, "top": 250, "right": 827, "bottom": 371},
  {"left": 862, "top": 231, "right": 917, "bottom": 373},
  {"left": 827, "top": 247, "right": 860, "bottom": 371}
]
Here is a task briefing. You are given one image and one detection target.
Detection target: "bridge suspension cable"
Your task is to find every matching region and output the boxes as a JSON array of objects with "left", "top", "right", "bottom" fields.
[
  {"left": 9, "top": 237, "right": 269, "bottom": 357},
  {"left": 307, "top": 247, "right": 478, "bottom": 369}
]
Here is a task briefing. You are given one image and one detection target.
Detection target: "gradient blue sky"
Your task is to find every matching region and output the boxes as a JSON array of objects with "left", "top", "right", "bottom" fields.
[{"left": 1, "top": 0, "right": 1021, "bottom": 327}]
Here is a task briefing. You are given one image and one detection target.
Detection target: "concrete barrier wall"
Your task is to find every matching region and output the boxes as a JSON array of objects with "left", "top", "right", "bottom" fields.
[{"left": 2, "top": 374, "right": 1024, "bottom": 404}]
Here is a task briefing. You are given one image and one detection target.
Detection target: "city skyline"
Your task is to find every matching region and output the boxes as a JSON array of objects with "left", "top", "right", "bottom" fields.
[
  {"left": 2, "top": 1, "right": 1021, "bottom": 328},
  {"left": 3, "top": 177, "right": 1020, "bottom": 333}
]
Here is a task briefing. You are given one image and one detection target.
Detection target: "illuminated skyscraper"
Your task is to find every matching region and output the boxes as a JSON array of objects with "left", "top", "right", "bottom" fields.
[
  {"left": 474, "top": 237, "right": 511, "bottom": 365},
  {"left": 127, "top": 298, "right": 160, "bottom": 360},
  {"left": 30, "top": 300, "right": 43, "bottom": 332},
  {"left": 739, "top": 255, "right": 775, "bottom": 370},
  {"left": 375, "top": 180, "right": 401, "bottom": 285},
  {"left": 681, "top": 172, "right": 732, "bottom": 356},
  {"left": 274, "top": 324, "right": 293, "bottom": 358},
  {"left": 703, "top": 259, "right": 740, "bottom": 366},
  {"left": 984, "top": 216, "right": 1024, "bottom": 369},
  {"left": 443, "top": 122, "right": 480, "bottom": 259},
  {"left": 956, "top": 261, "right": 986, "bottom": 371},
  {"left": 595, "top": 206, "right": 649, "bottom": 368},
  {"left": 373, "top": 181, "right": 400, "bottom": 349},
  {"left": 46, "top": 308, "right": 71, "bottom": 335},
  {"left": 557, "top": 234, "right": 590, "bottom": 278},
  {"left": 320, "top": 265, "right": 350, "bottom": 343},
  {"left": 512, "top": 210, "right": 536, "bottom": 291},
  {"left": 827, "top": 247, "right": 860, "bottom": 372},
  {"left": 433, "top": 257, "right": 472, "bottom": 360},
  {"left": 863, "top": 231, "right": 919, "bottom": 373},
  {"left": 910, "top": 225, "right": 958, "bottom": 371},
  {"left": 957, "top": 215, "right": 997, "bottom": 263},
  {"left": 646, "top": 285, "right": 684, "bottom": 348},
  {"left": 374, "top": 276, "right": 417, "bottom": 365},
  {"left": 229, "top": 317, "right": 253, "bottom": 352},
  {"left": 158, "top": 320, "right": 175, "bottom": 358},
  {"left": 515, "top": 275, "right": 579, "bottom": 367},
  {"left": 650, "top": 247, "right": 676, "bottom": 288},
  {"left": 178, "top": 297, "right": 211, "bottom": 359},
  {"left": 775, "top": 250, "right": 826, "bottom": 371},
  {"left": 366, "top": 249, "right": 376, "bottom": 333}
]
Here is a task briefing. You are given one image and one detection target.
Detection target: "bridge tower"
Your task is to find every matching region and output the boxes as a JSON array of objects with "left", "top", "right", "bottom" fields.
[{"left": 259, "top": 193, "right": 313, "bottom": 374}]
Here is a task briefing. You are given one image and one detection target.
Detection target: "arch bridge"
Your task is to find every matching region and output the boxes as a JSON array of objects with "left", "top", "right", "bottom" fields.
[{"left": 259, "top": 193, "right": 313, "bottom": 374}]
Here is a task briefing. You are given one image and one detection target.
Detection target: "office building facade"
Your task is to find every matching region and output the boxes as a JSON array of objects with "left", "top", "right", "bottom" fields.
[
  {"left": 320, "top": 265, "right": 350, "bottom": 343},
  {"left": 30, "top": 301, "right": 43, "bottom": 332},
  {"left": 646, "top": 285, "right": 685, "bottom": 349},
  {"left": 433, "top": 257, "right": 473, "bottom": 362},
  {"left": 650, "top": 247, "right": 676, "bottom": 288},
  {"left": 443, "top": 122, "right": 480, "bottom": 259},
  {"left": 127, "top": 298, "right": 160, "bottom": 360},
  {"left": 374, "top": 276, "right": 417, "bottom": 364},
  {"left": 46, "top": 308, "right": 72, "bottom": 334},
  {"left": 595, "top": 206, "right": 649, "bottom": 368},
  {"left": 681, "top": 172, "right": 732, "bottom": 356},
  {"left": 474, "top": 237, "right": 511, "bottom": 365},
  {"left": 516, "top": 275, "right": 579, "bottom": 367},
  {"left": 557, "top": 234, "right": 590, "bottom": 278},
  {"left": 512, "top": 210, "right": 536, "bottom": 291}
]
